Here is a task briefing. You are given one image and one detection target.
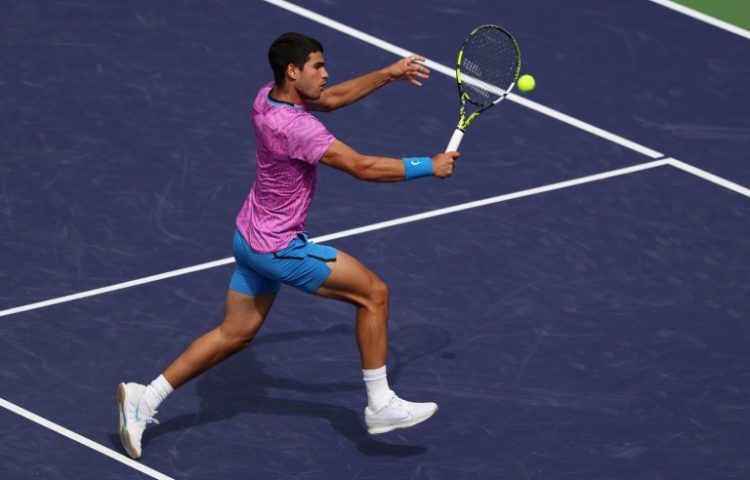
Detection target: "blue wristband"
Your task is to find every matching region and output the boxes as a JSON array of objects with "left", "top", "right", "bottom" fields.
[{"left": 402, "top": 157, "right": 433, "bottom": 181}]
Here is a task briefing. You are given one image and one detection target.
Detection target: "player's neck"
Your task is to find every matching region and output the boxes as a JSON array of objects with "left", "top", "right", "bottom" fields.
[{"left": 270, "top": 83, "right": 302, "bottom": 106}]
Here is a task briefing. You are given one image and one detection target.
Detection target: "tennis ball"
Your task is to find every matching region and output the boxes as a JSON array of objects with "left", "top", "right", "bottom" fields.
[{"left": 517, "top": 74, "right": 535, "bottom": 93}]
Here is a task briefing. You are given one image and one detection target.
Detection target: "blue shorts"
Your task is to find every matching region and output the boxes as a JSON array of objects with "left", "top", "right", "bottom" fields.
[{"left": 229, "top": 230, "right": 337, "bottom": 295}]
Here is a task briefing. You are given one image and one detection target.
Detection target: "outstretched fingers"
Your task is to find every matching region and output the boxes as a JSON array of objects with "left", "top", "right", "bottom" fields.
[
  {"left": 405, "top": 55, "right": 430, "bottom": 86},
  {"left": 389, "top": 55, "right": 431, "bottom": 87}
]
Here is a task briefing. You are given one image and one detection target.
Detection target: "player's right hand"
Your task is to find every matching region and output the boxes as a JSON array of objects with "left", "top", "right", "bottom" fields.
[{"left": 432, "top": 151, "right": 459, "bottom": 179}]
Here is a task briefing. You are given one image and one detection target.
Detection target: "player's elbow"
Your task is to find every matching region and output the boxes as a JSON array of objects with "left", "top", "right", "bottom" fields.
[
  {"left": 351, "top": 166, "right": 373, "bottom": 181},
  {"left": 320, "top": 142, "right": 379, "bottom": 180},
  {"left": 350, "top": 156, "right": 378, "bottom": 181}
]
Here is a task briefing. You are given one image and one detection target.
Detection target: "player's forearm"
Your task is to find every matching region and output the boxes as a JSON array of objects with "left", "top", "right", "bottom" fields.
[
  {"left": 351, "top": 155, "right": 406, "bottom": 183},
  {"left": 316, "top": 68, "right": 392, "bottom": 111}
]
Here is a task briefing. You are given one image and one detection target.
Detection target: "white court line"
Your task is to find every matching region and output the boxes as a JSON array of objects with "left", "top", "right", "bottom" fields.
[
  {"left": 0, "top": 257, "right": 234, "bottom": 318},
  {"left": 0, "top": 397, "right": 174, "bottom": 480},
  {"left": 666, "top": 158, "right": 750, "bottom": 198},
  {"left": 648, "top": 0, "right": 750, "bottom": 41},
  {"left": 261, "top": 0, "right": 665, "bottom": 159},
  {"left": 313, "top": 159, "right": 672, "bottom": 242},
  {"left": 0, "top": 159, "right": 670, "bottom": 319}
]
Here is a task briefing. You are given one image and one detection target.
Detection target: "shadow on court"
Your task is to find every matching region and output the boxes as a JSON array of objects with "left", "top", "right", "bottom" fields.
[{"left": 108, "top": 324, "right": 431, "bottom": 458}]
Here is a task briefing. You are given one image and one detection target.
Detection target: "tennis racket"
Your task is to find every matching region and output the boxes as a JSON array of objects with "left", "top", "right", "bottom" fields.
[{"left": 445, "top": 24, "right": 521, "bottom": 152}]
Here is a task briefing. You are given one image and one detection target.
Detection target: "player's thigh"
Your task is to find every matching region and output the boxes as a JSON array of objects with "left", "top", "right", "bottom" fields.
[
  {"left": 221, "top": 289, "right": 276, "bottom": 340},
  {"left": 315, "top": 250, "right": 387, "bottom": 307}
]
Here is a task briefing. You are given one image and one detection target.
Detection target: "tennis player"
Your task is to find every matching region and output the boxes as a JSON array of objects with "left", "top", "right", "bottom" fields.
[{"left": 118, "top": 32, "right": 459, "bottom": 459}]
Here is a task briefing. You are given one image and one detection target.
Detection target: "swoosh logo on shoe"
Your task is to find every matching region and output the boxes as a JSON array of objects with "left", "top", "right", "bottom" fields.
[
  {"left": 134, "top": 401, "right": 142, "bottom": 422},
  {"left": 371, "top": 411, "right": 411, "bottom": 427}
]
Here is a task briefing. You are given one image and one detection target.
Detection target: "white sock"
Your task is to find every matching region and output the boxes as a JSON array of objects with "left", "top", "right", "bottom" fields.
[
  {"left": 142, "top": 374, "right": 174, "bottom": 414},
  {"left": 363, "top": 365, "right": 394, "bottom": 412}
]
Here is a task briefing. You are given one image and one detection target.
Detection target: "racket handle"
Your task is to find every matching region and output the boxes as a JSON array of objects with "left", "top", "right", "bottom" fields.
[{"left": 445, "top": 129, "right": 464, "bottom": 152}]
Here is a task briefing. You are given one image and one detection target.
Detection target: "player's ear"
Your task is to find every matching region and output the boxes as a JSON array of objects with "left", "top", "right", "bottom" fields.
[{"left": 286, "top": 63, "right": 298, "bottom": 82}]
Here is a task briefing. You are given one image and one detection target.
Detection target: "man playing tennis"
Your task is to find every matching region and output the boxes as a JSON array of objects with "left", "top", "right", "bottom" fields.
[{"left": 118, "top": 32, "right": 459, "bottom": 459}]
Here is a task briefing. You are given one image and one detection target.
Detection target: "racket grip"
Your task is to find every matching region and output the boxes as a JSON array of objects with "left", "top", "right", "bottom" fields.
[{"left": 445, "top": 129, "right": 464, "bottom": 152}]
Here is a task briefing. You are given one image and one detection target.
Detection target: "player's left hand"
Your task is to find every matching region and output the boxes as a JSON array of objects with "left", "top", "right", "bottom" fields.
[{"left": 386, "top": 55, "right": 430, "bottom": 87}]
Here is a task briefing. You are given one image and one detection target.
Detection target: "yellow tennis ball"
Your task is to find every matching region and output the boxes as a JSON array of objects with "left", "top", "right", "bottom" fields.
[{"left": 517, "top": 74, "right": 535, "bottom": 93}]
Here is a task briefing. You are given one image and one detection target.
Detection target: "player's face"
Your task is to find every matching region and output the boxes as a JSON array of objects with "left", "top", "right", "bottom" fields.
[{"left": 295, "top": 51, "right": 328, "bottom": 100}]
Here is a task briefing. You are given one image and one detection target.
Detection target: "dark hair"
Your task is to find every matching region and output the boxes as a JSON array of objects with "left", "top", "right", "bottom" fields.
[{"left": 268, "top": 32, "right": 324, "bottom": 85}]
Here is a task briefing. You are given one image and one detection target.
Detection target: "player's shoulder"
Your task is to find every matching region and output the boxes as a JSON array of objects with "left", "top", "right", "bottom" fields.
[
  {"left": 252, "top": 81, "right": 274, "bottom": 108},
  {"left": 252, "top": 83, "right": 328, "bottom": 135}
]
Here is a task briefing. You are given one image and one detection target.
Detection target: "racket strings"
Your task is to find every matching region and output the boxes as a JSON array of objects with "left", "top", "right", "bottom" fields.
[{"left": 460, "top": 27, "right": 519, "bottom": 107}]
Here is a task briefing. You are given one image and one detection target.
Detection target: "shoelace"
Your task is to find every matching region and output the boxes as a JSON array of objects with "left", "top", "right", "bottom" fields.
[
  {"left": 128, "top": 400, "right": 160, "bottom": 425},
  {"left": 144, "top": 411, "right": 160, "bottom": 425},
  {"left": 387, "top": 396, "right": 404, "bottom": 408}
]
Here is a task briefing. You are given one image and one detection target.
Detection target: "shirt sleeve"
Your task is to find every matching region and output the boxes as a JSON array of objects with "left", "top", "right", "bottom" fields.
[{"left": 287, "top": 113, "right": 336, "bottom": 165}]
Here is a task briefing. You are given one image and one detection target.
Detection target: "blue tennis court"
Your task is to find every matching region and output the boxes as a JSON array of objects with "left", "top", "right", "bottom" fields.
[{"left": 2, "top": 1, "right": 749, "bottom": 478}]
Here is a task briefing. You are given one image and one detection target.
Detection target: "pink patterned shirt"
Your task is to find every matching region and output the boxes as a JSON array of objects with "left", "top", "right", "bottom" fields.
[{"left": 236, "top": 82, "right": 336, "bottom": 253}]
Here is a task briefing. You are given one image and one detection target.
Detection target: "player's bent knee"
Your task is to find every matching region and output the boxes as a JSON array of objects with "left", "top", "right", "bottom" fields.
[
  {"left": 228, "top": 332, "right": 255, "bottom": 353},
  {"left": 367, "top": 277, "right": 390, "bottom": 311},
  {"left": 218, "top": 323, "right": 258, "bottom": 352},
  {"left": 233, "top": 328, "right": 257, "bottom": 348}
]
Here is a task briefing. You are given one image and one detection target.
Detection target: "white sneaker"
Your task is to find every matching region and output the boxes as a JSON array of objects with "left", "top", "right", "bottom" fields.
[
  {"left": 364, "top": 394, "right": 438, "bottom": 435},
  {"left": 117, "top": 382, "right": 158, "bottom": 459}
]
